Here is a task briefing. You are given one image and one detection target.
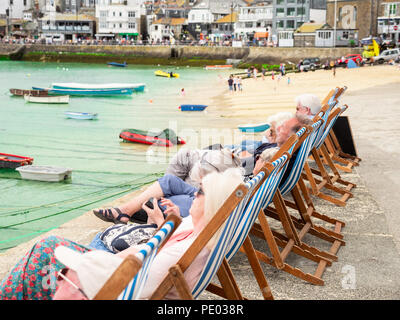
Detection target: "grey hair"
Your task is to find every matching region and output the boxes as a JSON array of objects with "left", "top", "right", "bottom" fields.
[
  {"left": 189, "top": 149, "right": 243, "bottom": 183},
  {"left": 267, "top": 112, "right": 294, "bottom": 128},
  {"left": 295, "top": 94, "right": 321, "bottom": 115}
]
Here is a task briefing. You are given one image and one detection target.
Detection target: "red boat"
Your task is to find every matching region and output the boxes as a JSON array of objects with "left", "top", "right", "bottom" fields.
[
  {"left": 0, "top": 153, "right": 34, "bottom": 169},
  {"left": 119, "top": 128, "right": 185, "bottom": 147}
]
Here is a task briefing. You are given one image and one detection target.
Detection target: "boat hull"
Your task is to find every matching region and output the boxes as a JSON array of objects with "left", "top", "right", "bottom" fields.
[
  {"left": 120, "top": 131, "right": 173, "bottom": 147},
  {"left": 179, "top": 104, "right": 207, "bottom": 111},
  {"left": 47, "top": 88, "right": 133, "bottom": 96},
  {"left": 65, "top": 111, "right": 98, "bottom": 120},
  {"left": 16, "top": 165, "right": 72, "bottom": 182},
  {"left": 238, "top": 123, "right": 270, "bottom": 133},
  {"left": 51, "top": 83, "right": 145, "bottom": 91},
  {"left": 10, "top": 89, "right": 49, "bottom": 97},
  {"left": 24, "top": 95, "right": 70, "bottom": 104},
  {"left": 0, "top": 153, "right": 34, "bottom": 169},
  {"left": 155, "top": 70, "right": 179, "bottom": 78},
  {"left": 107, "top": 62, "right": 127, "bottom": 67}
]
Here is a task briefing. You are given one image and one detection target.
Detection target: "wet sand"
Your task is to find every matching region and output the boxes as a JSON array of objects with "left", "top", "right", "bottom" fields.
[{"left": 1, "top": 64, "right": 400, "bottom": 300}]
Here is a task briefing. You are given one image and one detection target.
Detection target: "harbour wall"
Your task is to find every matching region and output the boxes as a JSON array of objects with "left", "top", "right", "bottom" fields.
[{"left": 0, "top": 44, "right": 363, "bottom": 67}]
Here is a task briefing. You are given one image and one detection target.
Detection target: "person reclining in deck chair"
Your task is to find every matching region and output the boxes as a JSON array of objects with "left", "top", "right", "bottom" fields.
[
  {"left": 91, "top": 148, "right": 242, "bottom": 225},
  {"left": 295, "top": 93, "right": 322, "bottom": 119},
  {"left": 0, "top": 168, "right": 244, "bottom": 300}
]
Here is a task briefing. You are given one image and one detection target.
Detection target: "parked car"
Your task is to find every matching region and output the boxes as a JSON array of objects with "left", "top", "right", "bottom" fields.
[
  {"left": 339, "top": 54, "right": 363, "bottom": 66},
  {"left": 373, "top": 48, "right": 400, "bottom": 64},
  {"left": 298, "top": 57, "right": 321, "bottom": 72}
]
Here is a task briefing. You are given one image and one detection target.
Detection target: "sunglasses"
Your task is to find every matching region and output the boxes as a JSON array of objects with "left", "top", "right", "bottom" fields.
[
  {"left": 196, "top": 187, "right": 204, "bottom": 196},
  {"left": 57, "top": 268, "right": 89, "bottom": 299}
]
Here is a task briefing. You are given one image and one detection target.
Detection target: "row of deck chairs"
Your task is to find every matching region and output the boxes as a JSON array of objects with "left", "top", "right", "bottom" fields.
[{"left": 91, "top": 86, "right": 361, "bottom": 300}]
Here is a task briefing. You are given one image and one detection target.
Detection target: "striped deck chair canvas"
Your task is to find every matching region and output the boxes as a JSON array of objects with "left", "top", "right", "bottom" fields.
[
  {"left": 93, "top": 215, "right": 181, "bottom": 300},
  {"left": 149, "top": 183, "right": 250, "bottom": 300},
  {"left": 303, "top": 104, "right": 356, "bottom": 207},
  {"left": 247, "top": 127, "right": 338, "bottom": 286},
  {"left": 264, "top": 120, "right": 346, "bottom": 277}
]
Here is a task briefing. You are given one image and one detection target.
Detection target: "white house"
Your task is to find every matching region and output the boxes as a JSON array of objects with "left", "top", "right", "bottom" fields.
[
  {"left": 0, "top": 0, "right": 34, "bottom": 20},
  {"left": 95, "top": 0, "right": 146, "bottom": 40},
  {"left": 234, "top": 1, "right": 273, "bottom": 42}
]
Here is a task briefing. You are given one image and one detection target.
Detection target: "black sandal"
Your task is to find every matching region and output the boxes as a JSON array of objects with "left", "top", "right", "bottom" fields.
[{"left": 93, "top": 207, "right": 131, "bottom": 225}]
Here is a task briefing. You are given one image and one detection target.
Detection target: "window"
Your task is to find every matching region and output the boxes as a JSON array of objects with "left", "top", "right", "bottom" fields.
[
  {"left": 276, "top": 0, "right": 284, "bottom": 5},
  {"left": 276, "top": 20, "right": 284, "bottom": 29},
  {"left": 128, "top": 23, "right": 135, "bottom": 29},
  {"left": 119, "top": 23, "right": 122, "bottom": 28},
  {"left": 245, "top": 22, "right": 253, "bottom": 28},
  {"left": 119, "top": 12, "right": 122, "bottom": 17},
  {"left": 276, "top": 8, "right": 284, "bottom": 17},
  {"left": 287, "top": 0, "right": 296, "bottom": 3},
  {"left": 297, "top": 21, "right": 304, "bottom": 28},
  {"left": 100, "top": 11, "right": 108, "bottom": 17},
  {"left": 155, "top": 26, "right": 158, "bottom": 31},
  {"left": 297, "top": 7, "right": 305, "bottom": 16},
  {"left": 287, "top": 7, "right": 295, "bottom": 16},
  {"left": 128, "top": 11, "right": 136, "bottom": 18},
  {"left": 286, "top": 20, "right": 295, "bottom": 29}
]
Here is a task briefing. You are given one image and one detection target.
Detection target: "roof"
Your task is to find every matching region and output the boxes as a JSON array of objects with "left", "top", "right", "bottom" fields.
[
  {"left": 295, "top": 22, "right": 325, "bottom": 33},
  {"left": 0, "top": 19, "right": 6, "bottom": 27},
  {"left": 153, "top": 17, "right": 187, "bottom": 25},
  {"left": 215, "top": 12, "right": 238, "bottom": 23},
  {"left": 40, "top": 13, "right": 96, "bottom": 22}
]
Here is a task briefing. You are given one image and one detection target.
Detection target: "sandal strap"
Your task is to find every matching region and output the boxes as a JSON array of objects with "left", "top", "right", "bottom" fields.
[{"left": 114, "top": 207, "right": 131, "bottom": 221}]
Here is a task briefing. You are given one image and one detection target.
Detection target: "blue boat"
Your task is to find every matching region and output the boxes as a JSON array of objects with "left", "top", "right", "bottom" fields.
[
  {"left": 107, "top": 62, "right": 127, "bottom": 67},
  {"left": 51, "top": 82, "right": 145, "bottom": 93},
  {"left": 238, "top": 122, "right": 270, "bottom": 133},
  {"left": 32, "top": 87, "right": 133, "bottom": 96},
  {"left": 65, "top": 111, "right": 98, "bottom": 120},
  {"left": 179, "top": 104, "right": 208, "bottom": 111}
]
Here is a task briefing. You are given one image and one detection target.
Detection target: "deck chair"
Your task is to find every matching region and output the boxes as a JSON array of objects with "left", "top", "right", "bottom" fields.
[
  {"left": 149, "top": 181, "right": 252, "bottom": 300},
  {"left": 263, "top": 119, "right": 346, "bottom": 277},
  {"left": 93, "top": 214, "right": 181, "bottom": 300},
  {"left": 303, "top": 103, "right": 356, "bottom": 207},
  {"left": 242, "top": 126, "right": 336, "bottom": 286}
]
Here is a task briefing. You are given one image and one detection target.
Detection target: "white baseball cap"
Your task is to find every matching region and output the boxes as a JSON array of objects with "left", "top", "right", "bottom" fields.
[{"left": 55, "top": 246, "right": 123, "bottom": 299}]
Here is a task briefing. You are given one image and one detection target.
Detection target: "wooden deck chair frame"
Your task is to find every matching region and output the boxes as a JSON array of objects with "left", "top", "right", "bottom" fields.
[
  {"left": 242, "top": 128, "right": 336, "bottom": 286},
  {"left": 93, "top": 214, "right": 182, "bottom": 300},
  {"left": 303, "top": 104, "right": 355, "bottom": 207},
  {"left": 263, "top": 120, "right": 345, "bottom": 276},
  {"left": 149, "top": 183, "right": 250, "bottom": 300}
]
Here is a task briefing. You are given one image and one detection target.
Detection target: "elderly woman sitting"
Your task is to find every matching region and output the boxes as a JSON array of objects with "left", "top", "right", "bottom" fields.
[{"left": 0, "top": 168, "right": 244, "bottom": 300}]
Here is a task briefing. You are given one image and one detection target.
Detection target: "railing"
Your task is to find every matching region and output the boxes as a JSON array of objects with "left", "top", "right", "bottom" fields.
[{"left": 238, "top": 14, "right": 272, "bottom": 21}]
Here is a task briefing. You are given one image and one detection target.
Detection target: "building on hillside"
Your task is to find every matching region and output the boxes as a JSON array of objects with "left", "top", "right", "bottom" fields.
[
  {"left": 149, "top": 16, "right": 187, "bottom": 42},
  {"left": 0, "top": 0, "right": 34, "bottom": 20},
  {"left": 95, "top": 0, "right": 146, "bottom": 40},
  {"left": 234, "top": 0, "right": 273, "bottom": 43},
  {"left": 272, "top": 0, "right": 310, "bottom": 33},
  {"left": 326, "top": 0, "right": 380, "bottom": 41},
  {"left": 210, "top": 11, "right": 237, "bottom": 43},
  {"left": 377, "top": 0, "right": 400, "bottom": 43},
  {"left": 39, "top": 12, "right": 96, "bottom": 42},
  {"left": 315, "top": 24, "right": 358, "bottom": 47}
]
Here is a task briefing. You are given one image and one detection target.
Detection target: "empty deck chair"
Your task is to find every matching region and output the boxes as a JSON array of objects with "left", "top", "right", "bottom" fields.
[
  {"left": 93, "top": 214, "right": 181, "bottom": 300},
  {"left": 149, "top": 182, "right": 251, "bottom": 300},
  {"left": 303, "top": 104, "right": 356, "bottom": 207}
]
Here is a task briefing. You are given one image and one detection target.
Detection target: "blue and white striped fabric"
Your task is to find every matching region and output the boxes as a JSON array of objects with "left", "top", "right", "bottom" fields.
[
  {"left": 314, "top": 99, "right": 338, "bottom": 149},
  {"left": 279, "top": 120, "right": 323, "bottom": 196},
  {"left": 190, "top": 169, "right": 264, "bottom": 298},
  {"left": 117, "top": 219, "right": 176, "bottom": 300},
  {"left": 225, "top": 154, "right": 290, "bottom": 262},
  {"left": 314, "top": 105, "right": 345, "bottom": 151}
]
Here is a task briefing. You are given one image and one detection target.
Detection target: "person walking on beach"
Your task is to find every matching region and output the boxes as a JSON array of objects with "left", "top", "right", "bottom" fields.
[
  {"left": 332, "top": 62, "right": 336, "bottom": 77},
  {"left": 253, "top": 67, "right": 258, "bottom": 80},
  {"left": 233, "top": 76, "right": 238, "bottom": 91},
  {"left": 261, "top": 67, "right": 266, "bottom": 80},
  {"left": 228, "top": 75, "right": 234, "bottom": 93},
  {"left": 237, "top": 76, "right": 243, "bottom": 91}
]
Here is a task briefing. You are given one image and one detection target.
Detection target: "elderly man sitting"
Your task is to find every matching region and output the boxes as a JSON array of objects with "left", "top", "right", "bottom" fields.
[{"left": 295, "top": 93, "right": 322, "bottom": 118}]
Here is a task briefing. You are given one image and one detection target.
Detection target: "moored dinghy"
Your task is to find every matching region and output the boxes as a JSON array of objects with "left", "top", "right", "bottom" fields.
[
  {"left": 179, "top": 104, "right": 207, "bottom": 111},
  {"left": 24, "top": 95, "right": 70, "bottom": 104},
  {"left": 238, "top": 122, "right": 270, "bottom": 133},
  {"left": 16, "top": 165, "right": 72, "bottom": 182},
  {"left": 107, "top": 61, "right": 127, "bottom": 67},
  {"left": 65, "top": 111, "right": 98, "bottom": 120},
  {"left": 0, "top": 153, "right": 34, "bottom": 169}
]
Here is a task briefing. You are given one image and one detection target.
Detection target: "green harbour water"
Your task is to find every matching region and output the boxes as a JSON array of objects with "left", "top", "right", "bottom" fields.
[{"left": 0, "top": 60, "right": 232, "bottom": 252}]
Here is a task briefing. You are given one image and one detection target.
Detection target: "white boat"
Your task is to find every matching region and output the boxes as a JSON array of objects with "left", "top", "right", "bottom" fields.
[
  {"left": 16, "top": 165, "right": 72, "bottom": 182},
  {"left": 65, "top": 111, "right": 98, "bottom": 120},
  {"left": 51, "top": 82, "right": 146, "bottom": 92},
  {"left": 24, "top": 95, "right": 70, "bottom": 104}
]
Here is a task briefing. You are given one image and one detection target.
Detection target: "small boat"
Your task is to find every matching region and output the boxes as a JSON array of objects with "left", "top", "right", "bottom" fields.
[
  {"left": 44, "top": 88, "right": 133, "bottom": 96},
  {"left": 10, "top": 88, "right": 49, "bottom": 97},
  {"left": 205, "top": 65, "right": 233, "bottom": 70},
  {"left": 107, "top": 61, "right": 127, "bottom": 67},
  {"left": 155, "top": 70, "right": 180, "bottom": 78},
  {"left": 238, "top": 122, "right": 271, "bottom": 133},
  {"left": 24, "top": 95, "right": 70, "bottom": 104},
  {"left": 16, "top": 165, "right": 72, "bottom": 182},
  {"left": 51, "top": 82, "right": 145, "bottom": 91},
  {"left": 65, "top": 111, "right": 98, "bottom": 120},
  {"left": 0, "top": 153, "right": 34, "bottom": 169},
  {"left": 179, "top": 104, "right": 207, "bottom": 111},
  {"left": 119, "top": 128, "right": 186, "bottom": 147}
]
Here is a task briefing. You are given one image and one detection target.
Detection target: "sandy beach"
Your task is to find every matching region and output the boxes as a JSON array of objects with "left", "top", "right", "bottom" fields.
[{"left": 1, "top": 64, "right": 400, "bottom": 300}]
